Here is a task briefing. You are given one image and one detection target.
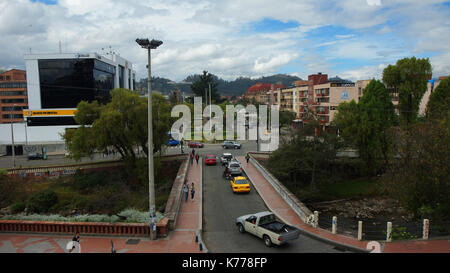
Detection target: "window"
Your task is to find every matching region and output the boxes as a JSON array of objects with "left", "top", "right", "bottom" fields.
[
  {"left": 0, "top": 82, "right": 27, "bottom": 88},
  {"left": 2, "top": 114, "right": 23, "bottom": 119},
  {"left": 1, "top": 98, "right": 26, "bottom": 103},
  {"left": 0, "top": 76, "right": 3, "bottom": 80},
  {"left": 118, "top": 65, "right": 124, "bottom": 88},
  {"left": 6, "top": 76, "right": 10, "bottom": 80},
  {"left": 0, "top": 91, "right": 27, "bottom": 96},
  {"left": 38, "top": 59, "right": 115, "bottom": 108}
]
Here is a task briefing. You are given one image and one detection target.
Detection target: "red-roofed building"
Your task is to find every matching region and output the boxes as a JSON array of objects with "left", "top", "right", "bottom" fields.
[{"left": 244, "top": 83, "right": 285, "bottom": 104}]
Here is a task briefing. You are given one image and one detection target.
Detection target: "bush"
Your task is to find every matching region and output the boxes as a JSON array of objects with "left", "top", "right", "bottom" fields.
[
  {"left": 27, "top": 190, "right": 58, "bottom": 213},
  {"left": 10, "top": 202, "right": 26, "bottom": 214},
  {"left": 71, "top": 171, "right": 108, "bottom": 193}
]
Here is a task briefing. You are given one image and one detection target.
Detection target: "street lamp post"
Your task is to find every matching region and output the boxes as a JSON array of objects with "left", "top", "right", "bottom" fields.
[
  {"left": 10, "top": 104, "right": 16, "bottom": 168},
  {"left": 136, "top": 38, "right": 163, "bottom": 240}
]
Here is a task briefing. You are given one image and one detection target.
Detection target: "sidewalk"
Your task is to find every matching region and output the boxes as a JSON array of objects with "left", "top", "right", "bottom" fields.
[
  {"left": 237, "top": 156, "right": 450, "bottom": 253},
  {"left": 0, "top": 159, "right": 203, "bottom": 253}
]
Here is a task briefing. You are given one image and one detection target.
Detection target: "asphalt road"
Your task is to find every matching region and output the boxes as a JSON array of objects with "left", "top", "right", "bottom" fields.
[{"left": 195, "top": 141, "right": 342, "bottom": 253}]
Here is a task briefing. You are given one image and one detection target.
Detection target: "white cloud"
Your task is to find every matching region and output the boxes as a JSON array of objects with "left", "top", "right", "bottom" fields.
[{"left": 0, "top": 0, "right": 449, "bottom": 82}]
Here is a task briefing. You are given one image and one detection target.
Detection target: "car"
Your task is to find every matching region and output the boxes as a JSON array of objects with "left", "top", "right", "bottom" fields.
[
  {"left": 27, "top": 153, "right": 44, "bottom": 160},
  {"left": 204, "top": 154, "right": 217, "bottom": 165},
  {"left": 230, "top": 176, "right": 250, "bottom": 193},
  {"left": 235, "top": 211, "right": 300, "bottom": 247},
  {"left": 220, "top": 153, "right": 233, "bottom": 165},
  {"left": 227, "top": 161, "right": 243, "bottom": 176},
  {"left": 168, "top": 139, "right": 180, "bottom": 146},
  {"left": 188, "top": 141, "right": 204, "bottom": 148},
  {"left": 222, "top": 141, "right": 241, "bottom": 149}
]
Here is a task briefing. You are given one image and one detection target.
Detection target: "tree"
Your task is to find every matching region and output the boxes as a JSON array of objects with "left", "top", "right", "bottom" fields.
[
  {"left": 384, "top": 115, "right": 450, "bottom": 221},
  {"left": 190, "top": 71, "right": 221, "bottom": 103},
  {"left": 426, "top": 77, "right": 450, "bottom": 120},
  {"left": 382, "top": 57, "right": 432, "bottom": 127},
  {"left": 267, "top": 120, "right": 340, "bottom": 192},
  {"left": 279, "top": 111, "right": 296, "bottom": 128},
  {"left": 63, "top": 88, "right": 172, "bottom": 164},
  {"left": 334, "top": 79, "right": 396, "bottom": 175}
]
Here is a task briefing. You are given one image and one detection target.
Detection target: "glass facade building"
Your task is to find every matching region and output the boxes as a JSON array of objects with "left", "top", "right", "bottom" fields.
[{"left": 38, "top": 59, "right": 116, "bottom": 109}]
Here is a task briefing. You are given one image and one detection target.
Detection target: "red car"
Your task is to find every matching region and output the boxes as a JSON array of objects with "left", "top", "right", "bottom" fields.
[
  {"left": 204, "top": 154, "right": 217, "bottom": 165},
  {"left": 188, "top": 141, "right": 204, "bottom": 148}
]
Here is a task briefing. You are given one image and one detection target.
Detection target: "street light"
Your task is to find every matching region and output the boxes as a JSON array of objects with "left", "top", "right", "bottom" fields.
[
  {"left": 136, "top": 38, "right": 162, "bottom": 240},
  {"left": 10, "top": 104, "right": 17, "bottom": 168}
]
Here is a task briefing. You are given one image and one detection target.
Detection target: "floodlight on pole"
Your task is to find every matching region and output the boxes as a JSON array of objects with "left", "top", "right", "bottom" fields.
[{"left": 136, "top": 37, "right": 162, "bottom": 240}]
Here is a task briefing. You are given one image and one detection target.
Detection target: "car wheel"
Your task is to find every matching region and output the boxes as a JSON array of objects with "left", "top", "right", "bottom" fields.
[
  {"left": 238, "top": 224, "right": 245, "bottom": 233},
  {"left": 263, "top": 235, "right": 272, "bottom": 247},
  {"left": 234, "top": 146, "right": 238, "bottom": 149}
]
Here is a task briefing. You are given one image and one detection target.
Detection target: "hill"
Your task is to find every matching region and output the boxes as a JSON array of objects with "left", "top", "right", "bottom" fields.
[{"left": 136, "top": 74, "right": 302, "bottom": 96}]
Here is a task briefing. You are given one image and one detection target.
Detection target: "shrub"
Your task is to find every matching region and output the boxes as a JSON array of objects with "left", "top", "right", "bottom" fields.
[
  {"left": 71, "top": 171, "right": 108, "bottom": 193},
  {"left": 10, "top": 202, "right": 26, "bottom": 214},
  {"left": 27, "top": 190, "right": 58, "bottom": 213}
]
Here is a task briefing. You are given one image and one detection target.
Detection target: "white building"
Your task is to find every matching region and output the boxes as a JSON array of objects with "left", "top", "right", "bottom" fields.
[{"left": 0, "top": 52, "right": 136, "bottom": 155}]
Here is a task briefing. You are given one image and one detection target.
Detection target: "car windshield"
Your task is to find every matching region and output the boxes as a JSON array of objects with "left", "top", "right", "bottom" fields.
[
  {"left": 234, "top": 179, "right": 247, "bottom": 184},
  {"left": 230, "top": 163, "right": 240, "bottom": 168}
]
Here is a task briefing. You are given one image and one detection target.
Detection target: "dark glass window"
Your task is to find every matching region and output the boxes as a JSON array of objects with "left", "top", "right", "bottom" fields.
[
  {"left": 0, "top": 91, "right": 27, "bottom": 96},
  {"left": 0, "top": 82, "right": 27, "bottom": 88},
  {"left": 27, "top": 116, "right": 77, "bottom": 126},
  {"left": 2, "top": 114, "right": 23, "bottom": 119},
  {"left": 118, "top": 65, "right": 124, "bottom": 88},
  {"left": 38, "top": 59, "right": 115, "bottom": 108},
  {"left": 1, "top": 98, "right": 26, "bottom": 103}
]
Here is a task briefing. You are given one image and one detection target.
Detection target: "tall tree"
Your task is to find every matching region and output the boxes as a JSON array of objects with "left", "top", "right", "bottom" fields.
[
  {"left": 190, "top": 71, "right": 221, "bottom": 103},
  {"left": 334, "top": 79, "right": 396, "bottom": 174},
  {"left": 382, "top": 57, "right": 432, "bottom": 127},
  {"left": 426, "top": 77, "right": 450, "bottom": 121},
  {"left": 63, "top": 88, "right": 172, "bottom": 163}
]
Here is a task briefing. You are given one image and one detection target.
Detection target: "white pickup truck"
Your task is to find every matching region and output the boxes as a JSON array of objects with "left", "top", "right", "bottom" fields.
[{"left": 235, "top": 211, "right": 301, "bottom": 247}]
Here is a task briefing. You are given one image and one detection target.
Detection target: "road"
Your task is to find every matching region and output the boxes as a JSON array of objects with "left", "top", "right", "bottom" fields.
[
  {"left": 1, "top": 140, "right": 344, "bottom": 252},
  {"left": 195, "top": 141, "right": 343, "bottom": 253}
]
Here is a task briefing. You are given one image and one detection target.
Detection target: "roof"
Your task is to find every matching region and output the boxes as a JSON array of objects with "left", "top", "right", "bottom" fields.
[{"left": 245, "top": 83, "right": 286, "bottom": 95}]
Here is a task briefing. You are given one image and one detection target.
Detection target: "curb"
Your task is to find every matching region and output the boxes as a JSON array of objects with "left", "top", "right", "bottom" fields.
[
  {"left": 196, "top": 157, "right": 209, "bottom": 253},
  {"left": 240, "top": 158, "right": 369, "bottom": 253}
]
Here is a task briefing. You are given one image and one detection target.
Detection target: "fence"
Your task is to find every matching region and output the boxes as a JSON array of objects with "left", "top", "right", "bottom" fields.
[{"left": 316, "top": 212, "right": 449, "bottom": 241}]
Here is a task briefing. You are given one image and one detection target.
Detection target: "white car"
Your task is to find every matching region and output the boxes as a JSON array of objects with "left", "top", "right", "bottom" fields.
[{"left": 235, "top": 211, "right": 300, "bottom": 247}]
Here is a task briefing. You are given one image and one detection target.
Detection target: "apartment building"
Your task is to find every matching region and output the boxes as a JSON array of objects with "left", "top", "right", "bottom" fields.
[{"left": 0, "top": 69, "right": 28, "bottom": 124}]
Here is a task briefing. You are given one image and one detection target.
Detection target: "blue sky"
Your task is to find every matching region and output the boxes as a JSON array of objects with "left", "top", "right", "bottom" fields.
[{"left": 0, "top": 0, "right": 449, "bottom": 82}]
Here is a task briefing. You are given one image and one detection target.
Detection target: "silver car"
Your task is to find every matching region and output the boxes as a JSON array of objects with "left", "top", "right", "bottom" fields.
[{"left": 227, "top": 161, "right": 243, "bottom": 176}]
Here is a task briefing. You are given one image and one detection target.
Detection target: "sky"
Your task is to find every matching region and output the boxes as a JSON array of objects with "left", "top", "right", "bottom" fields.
[{"left": 1, "top": 0, "right": 449, "bottom": 82}]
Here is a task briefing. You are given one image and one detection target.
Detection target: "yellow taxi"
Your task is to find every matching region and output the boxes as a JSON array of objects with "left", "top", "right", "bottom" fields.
[{"left": 230, "top": 176, "right": 251, "bottom": 193}]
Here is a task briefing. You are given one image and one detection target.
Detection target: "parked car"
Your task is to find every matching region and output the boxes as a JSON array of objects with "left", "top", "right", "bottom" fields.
[
  {"left": 227, "top": 161, "right": 243, "bottom": 176},
  {"left": 168, "top": 139, "right": 179, "bottom": 146},
  {"left": 188, "top": 141, "right": 204, "bottom": 148},
  {"left": 27, "top": 153, "right": 44, "bottom": 160},
  {"left": 230, "top": 176, "right": 250, "bottom": 193},
  {"left": 220, "top": 153, "right": 233, "bottom": 165},
  {"left": 222, "top": 141, "right": 241, "bottom": 149},
  {"left": 204, "top": 154, "right": 217, "bottom": 165},
  {"left": 235, "top": 211, "right": 300, "bottom": 247}
]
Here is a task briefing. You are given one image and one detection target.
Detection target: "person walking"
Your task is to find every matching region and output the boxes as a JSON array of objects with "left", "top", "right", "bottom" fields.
[
  {"left": 180, "top": 140, "right": 184, "bottom": 154},
  {"left": 190, "top": 182, "right": 195, "bottom": 202},
  {"left": 195, "top": 153, "right": 199, "bottom": 164},
  {"left": 190, "top": 153, "right": 194, "bottom": 165},
  {"left": 69, "top": 233, "right": 81, "bottom": 253},
  {"left": 183, "top": 183, "right": 189, "bottom": 202},
  {"left": 245, "top": 153, "right": 250, "bottom": 164}
]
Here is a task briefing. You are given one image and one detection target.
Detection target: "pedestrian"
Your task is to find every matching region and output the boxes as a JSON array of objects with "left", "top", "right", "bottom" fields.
[
  {"left": 245, "top": 153, "right": 250, "bottom": 164},
  {"left": 190, "top": 182, "right": 195, "bottom": 202},
  {"left": 181, "top": 140, "right": 184, "bottom": 154},
  {"left": 70, "top": 232, "right": 81, "bottom": 253},
  {"left": 195, "top": 153, "right": 199, "bottom": 164},
  {"left": 183, "top": 183, "right": 189, "bottom": 202},
  {"left": 192, "top": 148, "right": 195, "bottom": 156},
  {"left": 190, "top": 153, "right": 194, "bottom": 165}
]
